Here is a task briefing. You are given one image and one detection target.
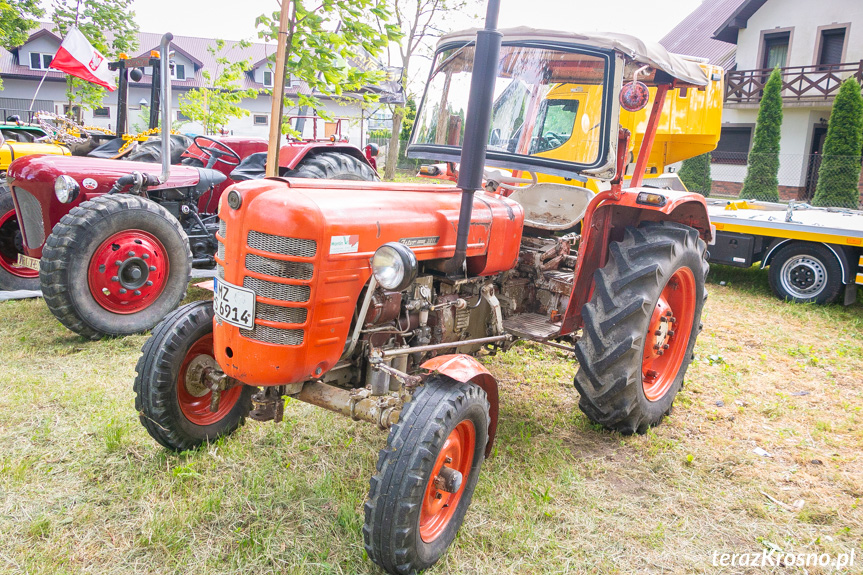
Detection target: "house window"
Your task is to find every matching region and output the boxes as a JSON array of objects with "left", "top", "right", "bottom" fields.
[
  {"left": 263, "top": 70, "right": 273, "bottom": 87},
  {"left": 93, "top": 107, "right": 110, "bottom": 118},
  {"left": 762, "top": 32, "right": 790, "bottom": 69},
  {"left": 177, "top": 111, "right": 190, "bottom": 121},
  {"left": 712, "top": 127, "right": 752, "bottom": 164},
  {"left": 289, "top": 75, "right": 302, "bottom": 88},
  {"left": 29, "top": 52, "right": 54, "bottom": 70},
  {"left": 817, "top": 28, "right": 846, "bottom": 67},
  {"left": 171, "top": 64, "right": 186, "bottom": 80},
  {"left": 253, "top": 114, "right": 268, "bottom": 126},
  {"left": 63, "top": 105, "right": 81, "bottom": 121}
]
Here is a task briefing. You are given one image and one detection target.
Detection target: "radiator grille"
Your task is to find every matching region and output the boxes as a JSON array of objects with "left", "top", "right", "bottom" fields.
[
  {"left": 12, "top": 187, "right": 45, "bottom": 249},
  {"left": 240, "top": 323, "right": 304, "bottom": 346},
  {"left": 247, "top": 231, "right": 316, "bottom": 258},
  {"left": 245, "top": 253, "right": 313, "bottom": 280},
  {"left": 216, "top": 264, "right": 225, "bottom": 279},
  {"left": 243, "top": 276, "right": 310, "bottom": 302},
  {"left": 255, "top": 302, "right": 307, "bottom": 325},
  {"left": 216, "top": 219, "right": 226, "bottom": 262}
]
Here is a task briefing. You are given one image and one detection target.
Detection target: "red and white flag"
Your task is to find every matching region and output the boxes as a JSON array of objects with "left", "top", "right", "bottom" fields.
[{"left": 49, "top": 27, "right": 115, "bottom": 91}]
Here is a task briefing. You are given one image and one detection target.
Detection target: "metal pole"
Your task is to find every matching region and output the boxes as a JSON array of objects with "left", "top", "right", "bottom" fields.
[
  {"left": 159, "top": 33, "right": 173, "bottom": 184},
  {"left": 115, "top": 61, "right": 128, "bottom": 136},
  {"left": 266, "top": 1, "right": 292, "bottom": 178},
  {"left": 378, "top": 335, "right": 510, "bottom": 358},
  {"left": 447, "top": 0, "right": 502, "bottom": 276},
  {"left": 28, "top": 70, "right": 50, "bottom": 111}
]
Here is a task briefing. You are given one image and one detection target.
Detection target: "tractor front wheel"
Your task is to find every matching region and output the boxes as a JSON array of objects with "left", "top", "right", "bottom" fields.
[
  {"left": 40, "top": 194, "right": 191, "bottom": 339},
  {"left": 0, "top": 183, "right": 40, "bottom": 291},
  {"left": 574, "top": 222, "right": 708, "bottom": 434},
  {"left": 364, "top": 376, "right": 489, "bottom": 575},
  {"left": 134, "top": 301, "right": 253, "bottom": 451}
]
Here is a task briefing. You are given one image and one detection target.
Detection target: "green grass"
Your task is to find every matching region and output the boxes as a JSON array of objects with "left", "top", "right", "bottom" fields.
[{"left": 0, "top": 275, "right": 861, "bottom": 574}]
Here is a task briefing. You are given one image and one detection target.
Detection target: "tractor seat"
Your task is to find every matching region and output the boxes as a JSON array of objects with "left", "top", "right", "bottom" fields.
[
  {"left": 87, "top": 137, "right": 132, "bottom": 159},
  {"left": 195, "top": 168, "right": 227, "bottom": 193},
  {"left": 507, "top": 182, "right": 595, "bottom": 230},
  {"left": 229, "top": 151, "right": 266, "bottom": 182}
]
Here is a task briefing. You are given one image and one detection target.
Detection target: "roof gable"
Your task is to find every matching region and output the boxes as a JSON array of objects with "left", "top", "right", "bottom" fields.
[
  {"left": 659, "top": 0, "right": 742, "bottom": 68},
  {"left": 712, "top": 0, "right": 770, "bottom": 44}
]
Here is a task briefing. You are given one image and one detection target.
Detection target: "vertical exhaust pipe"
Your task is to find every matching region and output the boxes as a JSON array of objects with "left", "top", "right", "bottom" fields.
[
  {"left": 446, "top": 0, "right": 502, "bottom": 276},
  {"left": 159, "top": 33, "right": 173, "bottom": 184}
]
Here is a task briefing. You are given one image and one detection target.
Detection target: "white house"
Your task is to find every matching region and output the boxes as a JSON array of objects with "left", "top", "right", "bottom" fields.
[
  {"left": 662, "top": 0, "right": 863, "bottom": 202},
  {"left": 0, "top": 24, "right": 393, "bottom": 147}
]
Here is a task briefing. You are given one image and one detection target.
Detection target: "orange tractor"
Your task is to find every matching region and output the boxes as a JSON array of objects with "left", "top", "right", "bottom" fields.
[{"left": 135, "top": 4, "right": 722, "bottom": 573}]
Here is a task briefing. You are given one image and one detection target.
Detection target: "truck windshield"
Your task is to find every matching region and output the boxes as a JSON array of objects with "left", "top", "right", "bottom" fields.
[{"left": 409, "top": 42, "right": 614, "bottom": 178}]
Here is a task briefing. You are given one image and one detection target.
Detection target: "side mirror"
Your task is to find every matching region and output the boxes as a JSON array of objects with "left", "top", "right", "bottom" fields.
[
  {"left": 619, "top": 81, "right": 650, "bottom": 112},
  {"left": 365, "top": 143, "right": 379, "bottom": 157}
]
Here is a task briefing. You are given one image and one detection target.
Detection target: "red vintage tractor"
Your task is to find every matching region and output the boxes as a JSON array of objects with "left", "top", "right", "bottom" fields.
[
  {"left": 4, "top": 33, "right": 378, "bottom": 339},
  {"left": 135, "top": 8, "right": 721, "bottom": 574}
]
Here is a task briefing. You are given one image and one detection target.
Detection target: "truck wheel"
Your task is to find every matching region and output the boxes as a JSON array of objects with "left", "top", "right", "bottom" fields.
[
  {"left": 40, "top": 194, "right": 191, "bottom": 339},
  {"left": 0, "top": 183, "right": 40, "bottom": 291},
  {"left": 289, "top": 151, "right": 379, "bottom": 181},
  {"left": 364, "top": 376, "right": 489, "bottom": 575},
  {"left": 134, "top": 301, "right": 253, "bottom": 451},
  {"left": 768, "top": 242, "right": 842, "bottom": 304},
  {"left": 574, "top": 222, "right": 708, "bottom": 434}
]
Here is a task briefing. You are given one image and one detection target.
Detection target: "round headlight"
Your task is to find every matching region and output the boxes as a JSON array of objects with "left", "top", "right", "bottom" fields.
[
  {"left": 54, "top": 175, "right": 80, "bottom": 203},
  {"left": 371, "top": 242, "right": 418, "bottom": 291},
  {"left": 227, "top": 189, "right": 242, "bottom": 210}
]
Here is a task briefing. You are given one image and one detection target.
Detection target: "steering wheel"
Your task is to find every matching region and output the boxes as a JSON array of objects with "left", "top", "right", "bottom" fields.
[
  {"left": 193, "top": 135, "right": 241, "bottom": 167},
  {"left": 543, "top": 131, "right": 564, "bottom": 149}
]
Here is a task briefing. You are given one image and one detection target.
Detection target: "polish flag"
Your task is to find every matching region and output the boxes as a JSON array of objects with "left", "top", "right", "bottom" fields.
[{"left": 49, "top": 27, "right": 115, "bottom": 91}]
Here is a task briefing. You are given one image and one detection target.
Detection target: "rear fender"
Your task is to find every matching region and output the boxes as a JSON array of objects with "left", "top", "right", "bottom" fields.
[
  {"left": 562, "top": 189, "right": 711, "bottom": 334},
  {"left": 421, "top": 354, "right": 499, "bottom": 458}
]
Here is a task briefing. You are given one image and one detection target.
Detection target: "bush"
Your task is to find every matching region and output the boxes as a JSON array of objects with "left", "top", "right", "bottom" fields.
[
  {"left": 811, "top": 78, "right": 863, "bottom": 208},
  {"left": 740, "top": 68, "right": 783, "bottom": 201},
  {"left": 678, "top": 153, "right": 711, "bottom": 196}
]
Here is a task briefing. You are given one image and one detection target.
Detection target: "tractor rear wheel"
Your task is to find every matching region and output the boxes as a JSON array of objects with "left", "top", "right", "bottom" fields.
[
  {"left": 574, "top": 222, "right": 708, "bottom": 434},
  {"left": 364, "top": 376, "right": 489, "bottom": 575},
  {"left": 134, "top": 301, "right": 253, "bottom": 451},
  {"left": 288, "top": 151, "right": 379, "bottom": 181},
  {"left": 40, "top": 194, "right": 191, "bottom": 339},
  {"left": 0, "top": 183, "right": 40, "bottom": 291}
]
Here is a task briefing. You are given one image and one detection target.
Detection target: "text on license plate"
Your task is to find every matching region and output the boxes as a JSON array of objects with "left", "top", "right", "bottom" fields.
[
  {"left": 16, "top": 254, "right": 40, "bottom": 271},
  {"left": 213, "top": 278, "right": 256, "bottom": 329}
]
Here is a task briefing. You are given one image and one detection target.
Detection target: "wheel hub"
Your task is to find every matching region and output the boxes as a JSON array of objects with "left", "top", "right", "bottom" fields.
[
  {"left": 641, "top": 268, "right": 696, "bottom": 402},
  {"left": 0, "top": 208, "right": 38, "bottom": 279},
  {"left": 176, "top": 333, "right": 243, "bottom": 426},
  {"left": 185, "top": 354, "right": 220, "bottom": 397},
  {"left": 781, "top": 256, "right": 825, "bottom": 297},
  {"left": 87, "top": 229, "right": 170, "bottom": 314}
]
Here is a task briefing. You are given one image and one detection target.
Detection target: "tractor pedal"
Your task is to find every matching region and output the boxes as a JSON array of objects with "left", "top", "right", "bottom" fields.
[{"left": 502, "top": 313, "right": 561, "bottom": 341}]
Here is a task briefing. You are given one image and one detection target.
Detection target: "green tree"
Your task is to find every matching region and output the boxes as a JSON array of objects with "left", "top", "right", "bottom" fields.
[
  {"left": 178, "top": 40, "right": 259, "bottom": 135},
  {"left": 740, "top": 67, "right": 783, "bottom": 201},
  {"left": 811, "top": 78, "right": 863, "bottom": 208},
  {"left": 255, "top": 0, "right": 401, "bottom": 138},
  {"left": 380, "top": 0, "right": 475, "bottom": 180},
  {"left": 678, "top": 152, "right": 711, "bottom": 196},
  {"left": 0, "top": 0, "right": 44, "bottom": 89},
  {"left": 52, "top": 0, "right": 139, "bottom": 114}
]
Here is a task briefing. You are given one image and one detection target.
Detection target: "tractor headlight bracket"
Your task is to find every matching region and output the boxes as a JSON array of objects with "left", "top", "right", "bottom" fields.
[{"left": 371, "top": 242, "right": 418, "bottom": 291}]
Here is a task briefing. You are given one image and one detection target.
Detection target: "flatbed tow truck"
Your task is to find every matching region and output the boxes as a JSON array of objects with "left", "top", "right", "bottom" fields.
[{"left": 706, "top": 198, "right": 863, "bottom": 305}]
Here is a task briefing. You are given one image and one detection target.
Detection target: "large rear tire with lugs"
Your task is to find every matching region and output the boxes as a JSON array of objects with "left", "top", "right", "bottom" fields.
[
  {"left": 134, "top": 301, "right": 253, "bottom": 451},
  {"left": 364, "top": 376, "right": 489, "bottom": 575},
  {"left": 574, "top": 221, "right": 708, "bottom": 434},
  {"left": 40, "top": 194, "right": 191, "bottom": 339},
  {"left": 288, "top": 151, "right": 379, "bottom": 181}
]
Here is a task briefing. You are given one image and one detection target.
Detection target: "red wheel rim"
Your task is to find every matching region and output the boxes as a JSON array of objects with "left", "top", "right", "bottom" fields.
[
  {"left": 419, "top": 419, "right": 476, "bottom": 543},
  {"left": 87, "top": 229, "right": 170, "bottom": 314},
  {"left": 641, "top": 267, "right": 696, "bottom": 402},
  {"left": 176, "top": 333, "right": 242, "bottom": 426},
  {"left": 0, "top": 208, "right": 38, "bottom": 279}
]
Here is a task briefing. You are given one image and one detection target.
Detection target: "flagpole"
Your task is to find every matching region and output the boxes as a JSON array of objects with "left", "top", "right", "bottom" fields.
[{"left": 29, "top": 69, "right": 51, "bottom": 112}]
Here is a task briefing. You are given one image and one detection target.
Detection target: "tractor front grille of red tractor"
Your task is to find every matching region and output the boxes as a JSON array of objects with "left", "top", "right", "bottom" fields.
[
  {"left": 11, "top": 187, "right": 45, "bottom": 249},
  {"left": 215, "top": 218, "right": 314, "bottom": 347}
]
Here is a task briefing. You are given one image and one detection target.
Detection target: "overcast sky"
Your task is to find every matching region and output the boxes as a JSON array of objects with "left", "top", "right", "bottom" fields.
[{"left": 127, "top": 0, "right": 701, "bottom": 43}]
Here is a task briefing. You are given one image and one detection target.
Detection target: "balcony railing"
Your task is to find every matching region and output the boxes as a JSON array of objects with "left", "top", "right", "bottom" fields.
[{"left": 725, "top": 61, "right": 863, "bottom": 104}]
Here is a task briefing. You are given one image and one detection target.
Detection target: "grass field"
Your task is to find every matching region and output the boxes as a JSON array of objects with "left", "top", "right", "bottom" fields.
[{"left": 1, "top": 267, "right": 861, "bottom": 574}]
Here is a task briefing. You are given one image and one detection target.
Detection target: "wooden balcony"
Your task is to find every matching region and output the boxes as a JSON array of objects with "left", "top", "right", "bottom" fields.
[{"left": 725, "top": 61, "right": 863, "bottom": 106}]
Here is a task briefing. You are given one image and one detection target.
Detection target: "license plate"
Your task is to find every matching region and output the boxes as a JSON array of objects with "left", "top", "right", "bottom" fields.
[
  {"left": 16, "top": 254, "right": 40, "bottom": 271},
  {"left": 213, "top": 278, "right": 256, "bottom": 330}
]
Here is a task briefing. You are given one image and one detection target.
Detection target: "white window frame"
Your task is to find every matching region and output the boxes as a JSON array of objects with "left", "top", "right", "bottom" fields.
[
  {"left": 262, "top": 69, "right": 273, "bottom": 87},
  {"left": 253, "top": 114, "right": 268, "bottom": 126},
  {"left": 29, "top": 52, "right": 54, "bottom": 70},
  {"left": 171, "top": 63, "right": 186, "bottom": 81}
]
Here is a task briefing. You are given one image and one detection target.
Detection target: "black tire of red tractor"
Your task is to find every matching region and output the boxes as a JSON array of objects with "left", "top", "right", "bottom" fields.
[
  {"left": 134, "top": 301, "right": 253, "bottom": 451},
  {"left": 767, "top": 242, "right": 843, "bottom": 304},
  {"left": 40, "top": 194, "right": 191, "bottom": 340},
  {"left": 288, "top": 151, "right": 379, "bottom": 181},
  {"left": 574, "top": 222, "right": 708, "bottom": 434},
  {"left": 0, "top": 183, "right": 40, "bottom": 291},
  {"left": 363, "top": 377, "right": 489, "bottom": 575}
]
